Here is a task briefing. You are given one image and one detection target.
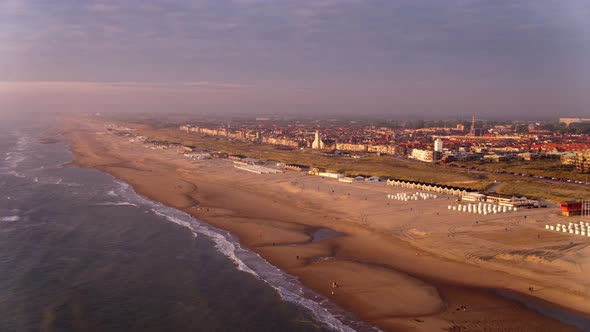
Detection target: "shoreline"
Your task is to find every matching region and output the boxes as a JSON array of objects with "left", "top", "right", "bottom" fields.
[
  {"left": 107, "top": 176, "right": 366, "bottom": 332},
  {"left": 111, "top": 171, "right": 590, "bottom": 330},
  {"left": 63, "top": 119, "right": 590, "bottom": 331}
]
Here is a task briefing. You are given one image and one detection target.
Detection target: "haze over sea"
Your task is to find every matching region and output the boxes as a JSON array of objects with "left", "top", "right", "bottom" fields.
[{"left": 0, "top": 118, "right": 368, "bottom": 332}]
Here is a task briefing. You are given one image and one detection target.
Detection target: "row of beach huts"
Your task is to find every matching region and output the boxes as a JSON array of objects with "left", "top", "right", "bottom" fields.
[
  {"left": 386, "top": 179, "right": 469, "bottom": 197},
  {"left": 386, "top": 178, "right": 538, "bottom": 208},
  {"left": 545, "top": 221, "right": 590, "bottom": 237},
  {"left": 448, "top": 203, "right": 517, "bottom": 214},
  {"left": 233, "top": 161, "right": 283, "bottom": 175},
  {"left": 387, "top": 192, "right": 437, "bottom": 201}
]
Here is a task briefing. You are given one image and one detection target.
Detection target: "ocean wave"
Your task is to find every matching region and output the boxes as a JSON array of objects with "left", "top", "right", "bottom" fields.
[
  {"left": 0, "top": 216, "right": 21, "bottom": 222},
  {"left": 7, "top": 171, "right": 26, "bottom": 178},
  {"left": 0, "top": 133, "right": 33, "bottom": 170},
  {"left": 96, "top": 202, "right": 139, "bottom": 207},
  {"left": 42, "top": 177, "right": 62, "bottom": 185},
  {"left": 110, "top": 179, "right": 362, "bottom": 332},
  {"left": 15, "top": 134, "right": 33, "bottom": 151},
  {"left": 2, "top": 153, "right": 26, "bottom": 169},
  {"left": 30, "top": 176, "right": 59, "bottom": 184},
  {"left": 152, "top": 210, "right": 199, "bottom": 238},
  {"left": 149, "top": 208, "right": 356, "bottom": 331},
  {"left": 30, "top": 176, "right": 79, "bottom": 186}
]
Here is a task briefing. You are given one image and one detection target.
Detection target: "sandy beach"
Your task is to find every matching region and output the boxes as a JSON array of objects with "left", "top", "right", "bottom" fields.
[{"left": 64, "top": 118, "right": 590, "bottom": 331}]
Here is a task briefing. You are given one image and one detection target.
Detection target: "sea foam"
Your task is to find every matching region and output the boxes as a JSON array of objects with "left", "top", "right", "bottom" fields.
[
  {"left": 111, "top": 180, "right": 363, "bottom": 332},
  {"left": 97, "top": 202, "right": 139, "bottom": 207},
  {"left": 0, "top": 216, "right": 21, "bottom": 222}
]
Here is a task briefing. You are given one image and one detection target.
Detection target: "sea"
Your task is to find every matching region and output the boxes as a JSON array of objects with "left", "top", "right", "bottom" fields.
[{"left": 0, "top": 118, "right": 374, "bottom": 332}]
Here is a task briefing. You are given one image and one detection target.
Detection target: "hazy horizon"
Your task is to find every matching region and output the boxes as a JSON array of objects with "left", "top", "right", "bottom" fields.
[{"left": 1, "top": 0, "right": 589, "bottom": 118}]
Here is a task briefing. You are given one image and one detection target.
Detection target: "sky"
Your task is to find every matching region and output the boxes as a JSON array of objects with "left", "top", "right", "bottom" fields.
[{"left": 1, "top": 0, "right": 589, "bottom": 119}]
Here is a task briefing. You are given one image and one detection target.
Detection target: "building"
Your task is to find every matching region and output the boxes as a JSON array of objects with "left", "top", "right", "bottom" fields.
[
  {"left": 336, "top": 143, "right": 368, "bottom": 152},
  {"left": 462, "top": 192, "right": 487, "bottom": 202},
  {"left": 468, "top": 116, "right": 476, "bottom": 136},
  {"left": 575, "top": 151, "right": 590, "bottom": 173},
  {"left": 386, "top": 179, "right": 468, "bottom": 196},
  {"left": 561, "top": 153, "right": 577, "bottom": 165},
  {"left": 517, "top": 152, "right": 535, "bottom": 161},
  {"left": 410, "top": 148, "right": 434, "bottom": 162},
  {"left": 317, "top": 172, "right": 344, "bottom": 179},
  {"left": 367, "top": 145, "right": 389, "bottom": 154},
  {"left": 434, "top": 138, "right": 443, "bottom": 153},
  {"left": 339, "top": 176, "right": 364, "bottom": 183},
  {"left": 485, "top": 194, "right": 528, "bottom": 206},
  {"left": 433, "top": 138, "right": 444, "bottom": 161},
  {"left": 560, "top": 201, "right": 582, "bottom": 216},
  {"left": 483, "top": 154, "right": 510, "bottom": 162},
  {"left": 560, "top": 118, "right": 590, "bottom": 126},
  {"left": 312, "top": 130, "right": 324, "bottom": 149},
  {"left": 261, "top": 136, "right": 299, "bottom": 148},
  {"left": 285, "top": 164, "right": 310, "bottom": 172}
]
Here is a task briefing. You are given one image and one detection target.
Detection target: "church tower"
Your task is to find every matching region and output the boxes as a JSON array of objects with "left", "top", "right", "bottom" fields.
[
  {"left": 312, "top": 130, "right": 324, "bottom": 149},
  {"left": 468, "top": 115, "right": 476, "bottom": 136}
]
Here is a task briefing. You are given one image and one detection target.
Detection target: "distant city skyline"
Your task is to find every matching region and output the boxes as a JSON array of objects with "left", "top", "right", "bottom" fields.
[{"left": 1, "top": 0, "right": 589, "bottom": 118}]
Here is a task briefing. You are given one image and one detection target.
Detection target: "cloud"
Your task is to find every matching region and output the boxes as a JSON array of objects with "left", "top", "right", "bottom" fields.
[
  {"left": 89, "top": 3, "right": 120, "bottom": 13},
  {"left": 0, "top": 0, "right": 28, "bottom": 15},
  {"left": 0, "top": 81, "right": 255, "bottom": 95},
  {"left": 0, "top": 0, "right": 588, "bottom": 117}
]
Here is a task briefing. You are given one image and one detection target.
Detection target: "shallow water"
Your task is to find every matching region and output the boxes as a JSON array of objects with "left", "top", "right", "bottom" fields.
[{"left": 309, "top": 228, "right": 344, "bottom": 243}]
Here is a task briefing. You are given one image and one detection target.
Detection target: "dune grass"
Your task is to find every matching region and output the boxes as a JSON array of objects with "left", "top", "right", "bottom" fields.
[{"left": 450, "top": 159, "right": 586, "bottom": 182}]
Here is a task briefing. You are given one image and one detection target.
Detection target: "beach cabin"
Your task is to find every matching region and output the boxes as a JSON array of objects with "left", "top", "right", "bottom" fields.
[
  {"left": 318, "top": 172, "right": 344, "bottom": 179},
  {"left": 285, "top": 164, "right": 310, "bottom": 172},
  {"left": 354, "top": 176, "right": 365, "bottom": 182},
  {"left": 462, "top": 192, "right": 486, "bottom": 202},
  {"left": 486, "top": 194, "right": 515, "bottom": 206}
]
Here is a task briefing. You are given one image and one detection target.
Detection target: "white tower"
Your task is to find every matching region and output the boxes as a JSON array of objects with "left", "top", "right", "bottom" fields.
[
  {"left": 434, "top": 138, "right": 443, "bottom": 152},
  {"left": 312, "top": 130, "right": 324, "bottom": 149}
]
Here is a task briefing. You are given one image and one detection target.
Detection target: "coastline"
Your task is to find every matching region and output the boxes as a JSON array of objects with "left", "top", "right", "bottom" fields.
[
  {"left": 64, "top": 119, "right": 590, "bottom": 331},
  {"left": 0, "top": 126, "right": 336, "bottom": 332}
]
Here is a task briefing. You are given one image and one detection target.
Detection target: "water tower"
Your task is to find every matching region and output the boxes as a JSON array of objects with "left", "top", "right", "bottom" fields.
[
  {"left": 433, "top": 138, "right": 443, "bottom": 161},
  {"left": 434, "top": 138, "right": 443, "bottom": 152}
]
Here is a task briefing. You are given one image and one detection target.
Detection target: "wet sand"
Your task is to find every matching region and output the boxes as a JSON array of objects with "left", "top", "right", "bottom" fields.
[{"left": 63, "top": 118, "right": 590, "bottom": 332}]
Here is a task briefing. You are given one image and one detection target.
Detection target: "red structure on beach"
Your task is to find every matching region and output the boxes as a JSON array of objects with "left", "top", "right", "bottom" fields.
[{"left": 560, "top": 201, "right": 582, "bottom": 216}]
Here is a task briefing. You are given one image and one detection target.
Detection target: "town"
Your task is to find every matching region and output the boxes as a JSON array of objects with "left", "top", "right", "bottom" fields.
[
  {"left": 106, "top": 116, "right": 590, "bottom": 216},
  {"left": 176, "top": 116, "right": 590, "bottom": 177}
]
